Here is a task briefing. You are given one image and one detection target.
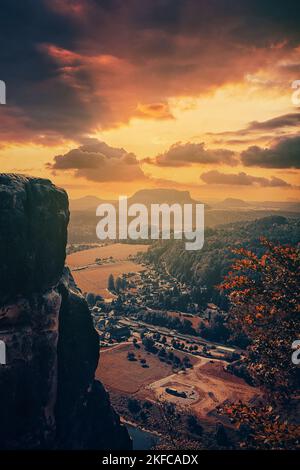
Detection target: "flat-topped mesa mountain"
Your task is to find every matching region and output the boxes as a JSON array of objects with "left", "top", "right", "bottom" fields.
[
  {"left": 70, "top": 188, "right": 204, "bottom": 211},
  {"left": 127, "top": 188, "right": 199, "bottom": 206},
  {"left": 0, "top": 174, "right": 131, "bottom": 450}
]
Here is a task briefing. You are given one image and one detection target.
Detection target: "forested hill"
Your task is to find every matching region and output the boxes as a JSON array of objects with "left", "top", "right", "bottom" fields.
[{"left": 143, "top": 216, "right": 300, "bottom": 292}]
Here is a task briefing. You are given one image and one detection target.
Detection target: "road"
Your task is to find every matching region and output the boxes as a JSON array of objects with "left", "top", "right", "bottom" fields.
[{"left": 118, "top": 317, "right": 243, "bottom": 355}]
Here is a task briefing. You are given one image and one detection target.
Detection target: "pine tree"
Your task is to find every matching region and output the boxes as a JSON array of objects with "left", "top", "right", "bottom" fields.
[
  {"left": 108, "top": 274, "right": 115, "bottom": 292},
  {"left": 115, "top": 277, "right": 122, "bottom": 293}
]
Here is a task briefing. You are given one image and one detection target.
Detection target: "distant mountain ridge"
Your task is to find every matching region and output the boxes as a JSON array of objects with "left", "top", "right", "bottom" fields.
[
  {"left": 70, "top": 195, "right": 107, "bottom": 211},
  {"left": 71, "top": 191, "right": 300, "bottom": 213},
  {"left": 68, "top": 189, "right": 300, "bottom": 244},
  {"left": 213, "top": 198, "right": 250, "bottom": 209},
  {"left": 211, "top": 198, "right": 300, "bottom": 212},
  {"left": 70, "top": 188, "right": 202, "bottom": 211}
]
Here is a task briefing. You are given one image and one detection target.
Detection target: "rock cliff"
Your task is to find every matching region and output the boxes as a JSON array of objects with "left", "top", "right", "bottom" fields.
[{"left": 0, "top": 174, "right": 131, "bottom": 450}]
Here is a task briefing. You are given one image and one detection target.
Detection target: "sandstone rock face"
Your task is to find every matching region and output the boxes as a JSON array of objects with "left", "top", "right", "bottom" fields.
[
  {"left": 0, "top": 174, "right": 131, "bottom": 450},
  {"left": 0, "top": 174, "right": 69, "bottom": 305}
]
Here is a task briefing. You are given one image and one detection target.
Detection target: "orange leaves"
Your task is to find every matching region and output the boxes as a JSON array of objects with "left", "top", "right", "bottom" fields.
[
  {"left": 232, "top": 247, "right": 258, "bottom": 260},
  {"left": 219, "top": 238, "right": 300, "bottom": 396},
  {"left": 220, "top": 274, "right": 251, "bottom": 291},
  {"left": 218, "top": 402, "right": 300, "bottom": 449},
  {"left": 260, "top": 254, "right": 268, "bottom": 267},
  {"left": 255, "top": 305, "right": 264, "bottom": 312},
  {"left": 254, "top": 305, "right": 266, "bottom": 320},
  {"left": 216, "top": 239, "right": 300, "bottom": 450}
]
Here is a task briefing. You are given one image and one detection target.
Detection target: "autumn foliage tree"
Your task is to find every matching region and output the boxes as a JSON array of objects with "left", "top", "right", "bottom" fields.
[{"left": 218, "top": 238, "right": 300, "bottom": 449}]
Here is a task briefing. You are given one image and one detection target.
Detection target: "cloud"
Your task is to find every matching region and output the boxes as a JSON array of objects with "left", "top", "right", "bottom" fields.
[
  {"left": 200, "top": 170, "right": 291, "bottom": 187},
  {"left": 247, "top": 113, "right": 300, "bottom": 131},
  {"left": 47, "top": 139, "right": 147, "bottom": 182},
  {"left": 210, "top": 135, "right": 277, "bottom": 146},
  {"left": 206, "top": 113, "right": 300, "bottom": 142},
  {"left": 135, "top": 102, "right": 174, "bottom": 120},
  {"left": 145, "top": 142, "right": 237, "bottom": 167},
  {"left": 1, "top": 0, "right": 300, "bottom": 144},
  {"left": 241, "top": 135, "right": 300, "bottom": 168}
]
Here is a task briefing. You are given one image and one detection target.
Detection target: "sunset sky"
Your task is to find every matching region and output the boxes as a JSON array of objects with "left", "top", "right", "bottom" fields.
[{"left": 0, "top": 0, "right": 299, "bottom": 201}]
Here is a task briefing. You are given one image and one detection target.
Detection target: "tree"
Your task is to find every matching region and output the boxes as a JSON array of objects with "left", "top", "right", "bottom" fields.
[
  {"left": 115, "top": 276, "right": 122, "bottom": 293},
  {"left": 86, "top": 292, "right": 95, "bottom": 306},
  {"left": 142, "top": 336, "right": 156, "bottom": 353},
  {"left": 140, "top": 410, "right": 148, "bottom": 422},
  {"left": 218, "top": 239, "right": 300, "bottom": 449},
  {"left": 218, "top": 402, "right": 299, "bottom": 450},
  {"left": 121, "top": 276, "right": 127, "bottom": 289},
  {"left": 159, "top": 347, "right": 166, "bottom": 358},
  {"left": 168, "top": 351, "right": 174, "bottom": 361},
  {"left": 181, "top": 319, "right": 194, "bottom": 335},
  {"left": 108, "top": 274, "right": 115, "bottom": 292},
  {"left": 127, "top": 352, "right": 136, "bottom": 361},
  {"left": 187, "top": 415, "right": 203, "bottom": 436},
  {"left": 154, "top": 401, "right": 200, "bottom": 449},
  {"left": 199, "top": 314, "right": 230, "bottom": 342},
  {"left": 219, "top": 239, "right": 300, "bottom": 397},
  {"left": 183, "top": 355, "right": 192, "bottom": 368},
  {"left": 173, "top": 355, "right": 181, "bottom": 366},
  {"left": 127, "top": 398, "right": 141, "bottom": 414}
]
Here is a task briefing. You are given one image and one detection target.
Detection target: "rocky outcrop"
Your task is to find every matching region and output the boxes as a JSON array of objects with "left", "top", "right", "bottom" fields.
[
  {"left": 0, "top": 174, "right": 131, "bottom": 450},
  {"left": 0, "top": 174, "right": 68, "bottom": 304}
]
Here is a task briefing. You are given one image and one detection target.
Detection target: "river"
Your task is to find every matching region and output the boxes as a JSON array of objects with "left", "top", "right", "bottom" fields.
[{"left": 126, "top": 424, "right": 159, "bottom": 450}]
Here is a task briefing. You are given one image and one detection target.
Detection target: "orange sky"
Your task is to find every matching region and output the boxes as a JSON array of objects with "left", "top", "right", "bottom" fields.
[{"left": 0, "top": 0, "right": 299, "bottom": 202}]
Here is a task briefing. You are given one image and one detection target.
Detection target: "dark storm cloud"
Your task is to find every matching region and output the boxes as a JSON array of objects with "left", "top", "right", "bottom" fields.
[
  {"left": 145, "top": 142, "right": 237, "bottom": 167},
  {"left": 131, "top": 0, "right": 184, "bottom": 32},
  {"left": 206, "top": 113, "right": 300, "bottom": 142},
  {"left": 0, "top": 0, "right": 96, "bottom": 141},
  {"left": 241, "top": 135, "right": 300, "bottom": 169},
  {"left": 1, "top": 0, "right": 300, "bottom": 143},
  {"left": 248, "top": 113, "right": 300, "bottom": 131},
  {"left": 200, "top": 170, "right": 291, "bottom": 187},
  {"left": 133, "top": 0, "right": 300, "bottom": 44}
]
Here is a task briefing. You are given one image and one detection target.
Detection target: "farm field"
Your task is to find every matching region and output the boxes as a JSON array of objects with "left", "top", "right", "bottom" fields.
[
  {"left": 67, "top": 243, "right": 149, "bottom": 268},
  {"left": 97, "top": 343, "right": 260, "bottom": 422},
  {"left": 96, "top": 343, "right": 175, "bottom": 394},
  {"left": 70, "top": 261, "right": 145, "bottom": 299},
  {"left": 66, "top": 243, "right": 149, "bottom": 299}
]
